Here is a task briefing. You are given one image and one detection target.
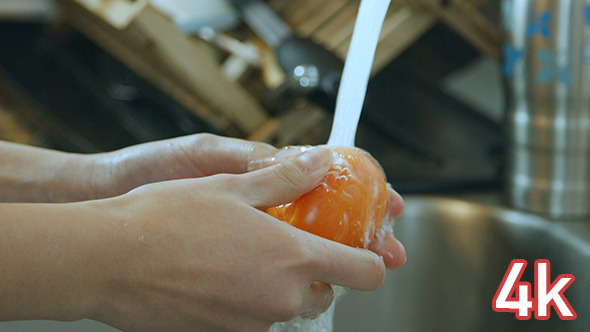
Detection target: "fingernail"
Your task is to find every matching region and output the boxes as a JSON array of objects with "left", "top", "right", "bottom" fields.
[
  {"left": 296, "top": 147, "right": 333, "bottom": 178},
  {"left": 397, "top": 237, "right": 408, "bottom": 265}
]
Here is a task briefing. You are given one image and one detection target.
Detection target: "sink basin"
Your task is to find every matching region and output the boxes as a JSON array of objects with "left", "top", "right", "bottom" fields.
[{"left": 334, "top": 196, "right": 590, "bottom": 332}]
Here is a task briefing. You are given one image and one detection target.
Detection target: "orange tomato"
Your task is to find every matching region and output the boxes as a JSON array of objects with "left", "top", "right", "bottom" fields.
[{"left": 266, "top": 146, "right": 388, "bottom": 248}]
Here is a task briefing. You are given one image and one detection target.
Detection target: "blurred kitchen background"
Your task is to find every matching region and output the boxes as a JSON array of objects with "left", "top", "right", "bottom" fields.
[
  {"left": 9, "top": 1, "right": 590, "bottom": 332},
  {"left": 0, "top": 0, "right": 503, "bottom": 195}
]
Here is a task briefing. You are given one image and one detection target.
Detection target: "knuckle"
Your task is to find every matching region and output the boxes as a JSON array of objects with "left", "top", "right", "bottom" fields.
[
  {"left": 284, "top": 234, "right": 315, "bottom": 267},
  {"left": 262, "top": 240, "right": 312, "bottom": 323},
  {"left": 368, "top": 253, "right": 386, "bottom": 289},
  {"left": 271, "top": 292, "right": 303, "bottom": 322},
  {"left": 302, "top": 282, "right": 334, "bottom": 319},
  {"left": 195, "top": 132, "right": 219, "bottom": 146},
  {"left": 273, "top": 161, "right": 306, "bottom": 192}
]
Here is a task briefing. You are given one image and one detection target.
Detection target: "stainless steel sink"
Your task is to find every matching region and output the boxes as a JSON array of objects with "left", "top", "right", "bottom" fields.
[{"left": 334, "top": 196, "right": 590, "bottom": 332}]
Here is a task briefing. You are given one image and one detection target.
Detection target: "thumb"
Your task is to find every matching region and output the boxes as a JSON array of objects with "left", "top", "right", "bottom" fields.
[{"left": 232, "top": 147, "right": 333, "bottom": 208}]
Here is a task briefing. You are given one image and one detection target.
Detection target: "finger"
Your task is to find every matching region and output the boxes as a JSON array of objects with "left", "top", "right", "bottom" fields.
[
  {"left": 299, "top": 282, "right": 334, "bottom": 319},
  {"left": 232, "top": 147, "right": 333, "bottom": 208},
  {"left": 370, "top": 232, "right": 407, "bottom": 270},
  {"left": 180, "top": 134, "right": 278, "bottom": 176},
  {"left": 306, "top": 236, "right": 386, "bottom": 291},
  {"left": 386, "top": 185, "right": 405, "bottom": 218}
]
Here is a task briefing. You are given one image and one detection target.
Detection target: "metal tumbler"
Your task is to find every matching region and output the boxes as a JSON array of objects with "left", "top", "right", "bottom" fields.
[{"left": 502, "top": 0, "right": 590, "bottom": 219}]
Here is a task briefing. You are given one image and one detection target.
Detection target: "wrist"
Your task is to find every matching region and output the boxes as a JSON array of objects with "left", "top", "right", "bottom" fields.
[
  {"left": 56, "top": 151, "right": 132, "bottom": 201},
  {"left": 0, "top": 141, "right": 111, "bottom": 203},
  {"left": 0, "top": 201, "right": 113, "bottom": 322},
  {"left": 42, "top": 152, "right": 118, "bottom": 203},
  {"left": 51, "top": 152, "right": 101, "bottom": 202},
  {"left": 81, "top": 195, "right": 156, "bottom": 328}
]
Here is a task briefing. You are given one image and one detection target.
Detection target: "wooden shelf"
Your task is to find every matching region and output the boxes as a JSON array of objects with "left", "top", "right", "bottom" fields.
[
  {"left": 58, "top": 0, "right": 268, "bottom": 137},
  {"left": 271, "top": 0, "right": 500, "bottom": 75},
  {"left": 56, "top": 0, "right": 500, "bottom": 146}
]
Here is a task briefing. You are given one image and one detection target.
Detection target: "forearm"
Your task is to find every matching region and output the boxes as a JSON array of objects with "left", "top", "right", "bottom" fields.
[
  {"left": 0, "top": 201, "right": 110, "bottom": 321},
  {"left": 0, "top": 141, "right": 99, "bottom": 202}
]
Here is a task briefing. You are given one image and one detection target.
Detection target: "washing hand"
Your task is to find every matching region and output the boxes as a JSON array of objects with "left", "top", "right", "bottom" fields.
[{"left": 0, "top": 134, "right": 405, "bottom": 331}]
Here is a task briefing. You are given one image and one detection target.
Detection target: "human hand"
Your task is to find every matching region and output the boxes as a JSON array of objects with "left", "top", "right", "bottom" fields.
[
  {"left": 369, "top": 187, "right": 406, "bottom": 269},
  {"left": 86, "top": 135, "right": 406, "bottom": 270},
  {"left": 87, "top": 147, "right": 388, "bottom": 331},
  {"left": 248, "top": 145, "right": 406, "bottom": 271},
  {"left": 83, "top": 134, "right": 278, "bottom": 200}
]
